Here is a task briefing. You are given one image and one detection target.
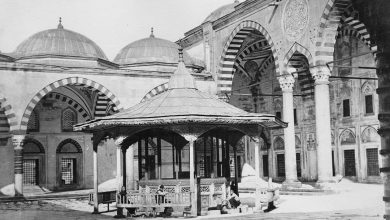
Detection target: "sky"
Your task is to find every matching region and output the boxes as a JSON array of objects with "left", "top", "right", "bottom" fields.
[{"left": 0, "top": 0, "right": 233, "bottom": 60}]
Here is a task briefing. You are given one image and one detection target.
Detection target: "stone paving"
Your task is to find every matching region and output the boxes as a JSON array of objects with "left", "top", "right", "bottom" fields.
[{"left": 0, "top": 181, "right": 384, "bottom": 220}]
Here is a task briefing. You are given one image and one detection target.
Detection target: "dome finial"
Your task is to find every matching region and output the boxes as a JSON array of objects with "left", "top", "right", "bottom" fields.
[
  {"left": 150, "top": 27, "right": 155, "bottom": 38},
  {"left": 58, "top": 17, "right": 63, "bottom": 29},
  {"left": 234, "top": 0, "right": 239, "bottom": 3}
]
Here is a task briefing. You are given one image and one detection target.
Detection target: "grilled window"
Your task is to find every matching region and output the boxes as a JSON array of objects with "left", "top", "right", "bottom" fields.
[
  {"left": 62, "top": 108, "right": 77, "bottom": 131},
  {"left": 27, "top": 110, "right": 39, "bottom": 132},
  {"left": 366, "top": 148, "right": 379, "bottom": 176}
]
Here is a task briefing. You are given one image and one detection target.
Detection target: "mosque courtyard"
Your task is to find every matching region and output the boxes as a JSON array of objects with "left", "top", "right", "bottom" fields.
[{"left": 0, "top": 179, "right": 383, "bottom": 220}]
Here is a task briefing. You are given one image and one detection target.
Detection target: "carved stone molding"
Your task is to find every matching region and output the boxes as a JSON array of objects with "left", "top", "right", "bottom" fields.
[
  {"left": 283, "top": 0, "right": 309, "bottom": 42},
  {"left": 278, "top": 75, "right": 295, "bottom": 92},
  {"left": 310, "top": 66, "right": 331, "bottom": 85}
]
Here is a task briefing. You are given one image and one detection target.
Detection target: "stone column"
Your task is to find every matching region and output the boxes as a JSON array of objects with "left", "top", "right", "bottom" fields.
[
  {"left": 92, "top": 140, "right": 99, "bottom": 214},
  {"left": 184, "top": 135, "right": 198, "bottom": 216},
  {"left": 278, "top": 75, "right": 301, "bottom": 188},
  {"left": 12, "top": 135, "right": 25, "bottom": 197},
  {"left": 115, "top": 137, "right": 126, "bottom": 192},
  {"left": 253, "top": 137, "right": 260, "bottom": 177},
  {"left": 367, "top": 1, "right": 390, "bottom": 218},
  {"left": 311, "top": 66, "right": 333, "bottom": 187},
  {"left": 126, "top": 144, "right": 134, "bottom": 190}
]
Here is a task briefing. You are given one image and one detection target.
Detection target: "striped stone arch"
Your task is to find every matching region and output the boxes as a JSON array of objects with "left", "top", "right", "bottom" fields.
[
  {"left": 233, "top": 41, "right": 272, "bottom": 80},
  {"left": 45, "top": 92, "right": 91, "bottom": 120},
  {"left": 141, "top": 83, "right": 169, "bottom": 102},
  {"left": 314, "top": 0, "right": 375, "bottom": 65},
  {"left": 218, "top": 20, "right": 279, "bottom": 94},
  {"left": 283, "top": 43, "right": 315, "bottom": 96},
  {"left": 20, "top": 77, "right": 123, "bottom": 131},
  {"left": 0, "top": 94, "right": 18, "bottom": 132},
  {"left": 283, "top": 43, "right": 314, "bottom": 72},
  {"left": 337, "top": 27, "right": 377, "bottom": 57}
]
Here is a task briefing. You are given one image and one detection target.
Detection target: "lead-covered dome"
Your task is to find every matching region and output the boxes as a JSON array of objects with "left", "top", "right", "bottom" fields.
[
  {"left": 203, "top": 0, "right": 239, "bottom": 23},
  {"left": 114, "top": 30, "right": 204, "bottom": 71},
  {"left": 14, "top": 21, "right": 107, "bottom": 60}
]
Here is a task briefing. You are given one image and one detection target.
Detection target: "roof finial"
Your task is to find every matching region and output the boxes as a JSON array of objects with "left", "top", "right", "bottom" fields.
[
  {"left": 150, "top": 27, "right": 155, "bottom": 38},
  {"left": 58, "top": 17, "right": 63, "bottom": 29},
  {"left": 234, "top": 0, "right": 239, "bottom": 3}
]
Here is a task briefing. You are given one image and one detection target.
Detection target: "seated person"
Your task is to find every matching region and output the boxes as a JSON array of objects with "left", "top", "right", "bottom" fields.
[
  {"left": 228, "top": 189, "right": 241, "bottom": 209},
  {"left": 156, "top": 185, "right": 167, "bottom": 204}
]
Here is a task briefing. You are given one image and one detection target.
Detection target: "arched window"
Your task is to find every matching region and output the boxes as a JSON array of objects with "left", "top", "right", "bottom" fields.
[
  {"left": 340, "top": 129, "right": 356, "bottom": 145},
  {"left": 273, "top": 137, "right": 284, "bottom": 150},
  {"left": 361, "top": 126, "right": 379, "bottom": 143},
  {"left": 27, "top": 110, "right": 39, "bottom": 132},
  {"left": 57, "top": 139, "right": 82, "bottom": 187},
  {"left": 362, "top": 82, "right": 375, "bottom": 115},
  {"left": 62, "top": 108, "right": 77, "bottom": 131}
]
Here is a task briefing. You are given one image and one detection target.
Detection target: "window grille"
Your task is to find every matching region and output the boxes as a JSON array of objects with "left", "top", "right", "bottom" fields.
[
  {"left": 62, "top": 108, "right": 76, "bottom": 131},
  {"left": 366, "top": 148, "right": 379, "bottom": 176},
  {"left": 296, "top": 153, "right": 301, "bottom": 177},
  {"left": 262, "top": 155, "right": 269, "bottom": 177},
  {"left": 61, "top": 158, "right": 76, "bottom": 185},
  {"left": 277, "top": 154, "right": 285, "bottom": 177},
  {"left": 23, "top": 159, "right": 38, "bottom": 185},
  {"left": 344, "top": 150, "right": 356, "bottom": 176},
  {"left": 27, "top": 110, "right": 39, "bottom": 132}
]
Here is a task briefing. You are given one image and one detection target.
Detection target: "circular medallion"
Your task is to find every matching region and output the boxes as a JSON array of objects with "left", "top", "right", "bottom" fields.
[{"left": 283, "top": 0, "right": 309, "bottom": 42}]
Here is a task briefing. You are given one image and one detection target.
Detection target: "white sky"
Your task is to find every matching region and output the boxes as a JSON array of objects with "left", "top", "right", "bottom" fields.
[{"left": 0, "top": 0, "right": 233, "bottom": 60}]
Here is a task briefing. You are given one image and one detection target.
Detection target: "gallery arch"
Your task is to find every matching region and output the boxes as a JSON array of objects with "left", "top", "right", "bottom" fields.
[{"left": 22, "top": 139, "right": 45, "bottom": 186}]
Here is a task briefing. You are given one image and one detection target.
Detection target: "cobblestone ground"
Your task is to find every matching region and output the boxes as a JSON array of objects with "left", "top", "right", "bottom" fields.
[{"left": 0, "top": 181, "right": 383, "bottom": 220}]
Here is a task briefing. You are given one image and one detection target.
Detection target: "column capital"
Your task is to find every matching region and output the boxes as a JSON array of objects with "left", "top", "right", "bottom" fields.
[
  {"left": 310, "top": 66, "right": 331, "bottom": 85},
  {"left": 252, "top": 136, "right": 261, "bottom": 143},
  {"left": 183, "top": 134, "right": 197, "bottom": 142},
  {"left": 278, "top": 74, "right": 295, "bottom": 92},
  {"left": 114, "top": 136, "right": 127, "bottom": 146},
  {"left": 12, "top": 135, "right": 25, "bottom": 149}
]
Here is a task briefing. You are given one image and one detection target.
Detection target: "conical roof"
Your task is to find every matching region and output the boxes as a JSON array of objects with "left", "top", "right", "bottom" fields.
[{"left": 74, "top": 50, "right": 286, "bottom": 131}]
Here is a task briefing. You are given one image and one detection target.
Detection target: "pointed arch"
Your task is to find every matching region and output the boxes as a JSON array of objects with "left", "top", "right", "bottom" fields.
[
  {"left": 273, "top": 136, "right": 285, "bottom": 150},
  {"left": 0, "top": 94, "right": 17, "bottom": 132},
  {"left": 361, "top": 126, "right": 379, "bottom": 143},
  {"left": 314, "top": 0, "right": 376, "bottom": 66},
  {"left": 340, "top": 128, "right": 356, "bottom": 145},
  {"left": 283, "top": 43, "right": 314, "bottom": 72},
  {"left": 218, "top": 20, "right": 279, "bottom": 94},
  {"left": 20, "top": 77, "right": 123, "bottom": 131}
]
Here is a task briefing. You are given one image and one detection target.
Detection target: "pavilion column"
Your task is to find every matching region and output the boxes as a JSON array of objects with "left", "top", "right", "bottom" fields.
[
  {"left": 126, "top": 144, "right": 135, "bottom": 190},
  {"left": 311, "top": 67, "right": 333, "bottom": 187},
  {"left": 92, "top": 137, "right": 104, "bottom": 214},
  {"left": 122, "top": 147, "right": 127, "bottom": 190},
  {"left": 278, "top": 75, "right": 301, "bottom": 188},
  {"left": 254, "top": 137, "right": 260, "bottom": 177},
  {"left": 114, "top": 137, "right": 126, "bottom": 191},
  {"left": 12, "top": 135, "right": 25, "bottom": 197},
  {"left": 184, "top": 135, "right": 198, "bottom": 216}
]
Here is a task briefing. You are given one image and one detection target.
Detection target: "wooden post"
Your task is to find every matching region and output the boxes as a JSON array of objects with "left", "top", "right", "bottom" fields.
[
  {"left": 157, "top": 137, "right": 162, "bottom": 179},
  {"left": 216, "top": 138, "right": 220, "bottom": 177},
  {"left": 138, "top": 137, "right": 142, "bottom": 180},
  {"left": 122, "top": 147, "right": 127, "bottom": 190},
  {"left": 210, "top": 136, "right": 214, "bottom": 178},
  {"left": 145, "top": 138, "right": 149, "bottom": 180}
]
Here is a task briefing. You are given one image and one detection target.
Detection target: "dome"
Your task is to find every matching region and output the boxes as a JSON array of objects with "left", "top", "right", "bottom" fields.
[
  {"left": 14, "top": 21, "right": 107, "bottom": 60},
  {"left": 203, "top": 1, "right": 239, "bottom": 23},
  {"left": 114, "top": 31, "right": 202, "bottom": 68}
]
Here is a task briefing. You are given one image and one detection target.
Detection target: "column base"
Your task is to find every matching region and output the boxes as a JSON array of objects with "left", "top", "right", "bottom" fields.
[
  {"left": 114, "top": 208, "right": 125, "bottom": 218},
  {"left": 282, "top": 180, "right": 302, "bottom": 189},
  {"left": 315, "top": 180, "right": 338, "bottom": 190}
]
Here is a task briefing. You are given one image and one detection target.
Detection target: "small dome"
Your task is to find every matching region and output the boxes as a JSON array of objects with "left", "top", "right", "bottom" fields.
[
  {"left": 14, "top": 20, "right": 107, "bottom": 60},
  {"left": 114, "top": 32, "right": 201, "bottom": 68},
  {"left": 203, "top": 1, "right": 239, "bottom": 23}
]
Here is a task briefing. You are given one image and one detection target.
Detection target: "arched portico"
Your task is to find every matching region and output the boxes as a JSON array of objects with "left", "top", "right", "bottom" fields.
[
  {"left": 20, "top": 77, "right": 123, "bottom": 132},
  {"left": 217, "top": 20, "right": 280, "bottom": 95}
]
